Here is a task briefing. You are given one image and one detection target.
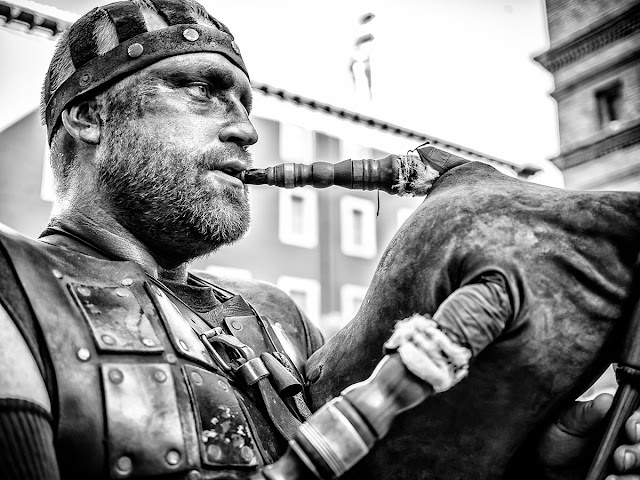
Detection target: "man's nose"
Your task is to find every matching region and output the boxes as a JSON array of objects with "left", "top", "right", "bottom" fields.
[{"left": 219, "top": 118, "right": 258, "bottom": 147}]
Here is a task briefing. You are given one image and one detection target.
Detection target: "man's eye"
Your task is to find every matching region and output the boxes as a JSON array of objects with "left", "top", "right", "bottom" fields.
[{"left": 186, "top": 84, "right": 211, "bottom": 98}]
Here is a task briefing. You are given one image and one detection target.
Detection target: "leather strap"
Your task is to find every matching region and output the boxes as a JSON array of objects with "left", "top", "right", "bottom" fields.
[{"left": 255, "top": 377, "right": 301, "bottom": 441}]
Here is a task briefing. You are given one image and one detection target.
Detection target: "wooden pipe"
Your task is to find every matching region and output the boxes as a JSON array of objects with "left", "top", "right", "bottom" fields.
[
  {"left": 237, "top": 145, "right": 471, "bottom": 196},
  {"left": 239, "top": 155, "right": 401, "bottom": 194},
  {"left": 256, "top": 354, "right": 434, "bottom": 480}
]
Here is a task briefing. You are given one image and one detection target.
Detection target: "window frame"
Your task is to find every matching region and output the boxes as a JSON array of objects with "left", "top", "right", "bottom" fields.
[{"left": 340, "top": 195, "right": 377, "bottom": 259}]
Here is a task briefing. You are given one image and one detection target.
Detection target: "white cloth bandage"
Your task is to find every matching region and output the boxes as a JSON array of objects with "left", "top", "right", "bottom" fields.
[{"left": 384, "top": 314, "right": 472, "bottom": 392}]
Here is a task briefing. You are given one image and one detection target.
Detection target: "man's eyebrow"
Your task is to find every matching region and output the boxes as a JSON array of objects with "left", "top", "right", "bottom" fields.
[
  {"left": 146, "top": 63, "right": 253, "bottom": 110},
  {"left": 153, "top": 64, "right": 235, "bottom": 87},
  {"left": 198, "top": 64, "right": 236, "bottom": 88}
]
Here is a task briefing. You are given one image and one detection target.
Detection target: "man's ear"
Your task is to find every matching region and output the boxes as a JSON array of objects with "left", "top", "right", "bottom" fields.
[{"left": 60, "top": 100, "right": 101, "bottom": 145}]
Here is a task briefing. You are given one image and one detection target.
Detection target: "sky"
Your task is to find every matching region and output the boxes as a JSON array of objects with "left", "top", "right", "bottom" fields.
[{"left": 0, "top": 0, "right": 559, "bottom": 169}]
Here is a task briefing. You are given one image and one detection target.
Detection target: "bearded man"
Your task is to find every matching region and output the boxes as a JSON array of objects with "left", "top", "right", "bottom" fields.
[{"left": 0, "top": 1, "right": 639, "bottom": 479}]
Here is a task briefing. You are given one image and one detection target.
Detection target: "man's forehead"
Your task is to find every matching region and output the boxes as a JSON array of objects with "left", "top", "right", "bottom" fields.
[{"left": 142, "top": 52, "right": 251, "bottom": 87}]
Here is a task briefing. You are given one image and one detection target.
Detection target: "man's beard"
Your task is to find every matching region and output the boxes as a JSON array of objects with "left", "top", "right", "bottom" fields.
[{"left": 95, "top": 121, "right": 251, "bottom": 264}]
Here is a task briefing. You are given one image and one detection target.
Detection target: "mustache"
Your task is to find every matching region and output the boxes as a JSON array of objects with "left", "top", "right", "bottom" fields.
[{"left": 198, "top": 145, "right": 253, "bottom": 170}]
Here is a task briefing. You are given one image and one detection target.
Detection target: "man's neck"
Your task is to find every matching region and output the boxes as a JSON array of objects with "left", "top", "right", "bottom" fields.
[{"left": 49, "top": 206, "right": 190, "bottom": 284}]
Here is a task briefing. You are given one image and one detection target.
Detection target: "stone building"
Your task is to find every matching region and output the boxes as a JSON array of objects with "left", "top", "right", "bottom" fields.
[{"left": 535, "top": 0, "right": 640, "bottom": 191}]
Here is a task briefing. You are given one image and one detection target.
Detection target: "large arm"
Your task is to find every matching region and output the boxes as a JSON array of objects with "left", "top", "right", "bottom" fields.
[{"left": 0, "top": 301, "right": 59, "bottom": 480}]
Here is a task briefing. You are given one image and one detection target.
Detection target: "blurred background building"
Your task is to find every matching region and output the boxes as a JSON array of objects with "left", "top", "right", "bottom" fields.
[
  {"left": 535, "top": 0, "right": 640, "bottom": 398},
  {"left": 535, "top": 0, "right": 640, "bottom": 191}
]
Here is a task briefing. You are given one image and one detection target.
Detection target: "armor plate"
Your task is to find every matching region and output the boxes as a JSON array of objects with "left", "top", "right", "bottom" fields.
[
  {"left": 70, "top": 283, "right": 163, "bottom": 353},
  {"left": 148, "top": 283, "right": 215, "bottom": 368},
  {"left": 102, "top": 363, "right": 187, "bottom": 478},
  {"left": 184, "top": 365, "right": 260, "bottom": 467}
]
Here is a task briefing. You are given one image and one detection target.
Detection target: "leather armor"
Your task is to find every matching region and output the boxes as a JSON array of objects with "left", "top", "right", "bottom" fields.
[{"left": 0, "top": 224, "right": 320, "bottom": 480}]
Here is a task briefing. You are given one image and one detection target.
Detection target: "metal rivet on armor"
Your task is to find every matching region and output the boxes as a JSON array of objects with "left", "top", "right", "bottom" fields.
[
  {"left": 141, "top": 338, "right": 155, "bottom": 347},
  {"left": 127, "top": 43, "right": 144, "bottom": 58},
  {"left": 153, "top": 369, "right": 167, "bottom": 383},
  {"left": 206, "top": 444, "right": 222, "bottom": 461},
  {"left": 108, "top": 368, "right": 124, "bottom": 384},
  {"left": 274, "top": 322, "right": 282, "bottom": 328},
  {"left": 77, "top": 348, "right": 91, "bottom": 361},
  {"left": 191, "top": 371, "right": 203, "bottom": 385},
  {"left": 102, "top": 334, "right": 116, "bottom": 345},
  {"left": 231, "top": 40, "right": 241, "bottom": 55},
  {"left": 52, "top": 269, "right": 63, "bottom": 279},
  {"left": 115, "top": 288, "right": 130, "bottom": 297},
  {"left": 77, "top": 286, "right": 91, "bottom": 297},
  {"left": 231, "top": 320, "right": 242, "bottom": 330},
  {"left": 183, "top": 28, "right": 199, "bottom": 41},
  {"left": 121, "top": 277, "right": 133, "bottom": 286},
  {"left": 79, "top": 73, "right": 91, "bottom": 87},
  {"left": 186, "top": 470, "right": 201, "bottom": 480},
  {"left": 179, "top": 339, "right": 189, "bottom": 351},
  {"left": 115, "top": 455, "right": 133, "bottom": 475},
  {"left": 165, "top": 449, "right": 181, "bottom": 466},
  {"left": 166, "top": 353, "right": 177, "bottom": 364},
  {"left": 240, "top": 445, "right": 254, "bottom": 461},
  {"left": 217, "top": 379, "right": 228, "bottom": 391}
]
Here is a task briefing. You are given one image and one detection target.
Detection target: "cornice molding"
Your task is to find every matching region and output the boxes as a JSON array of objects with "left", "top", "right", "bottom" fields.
[
  {"left": 552, "top": 121, "right": 640, "bottom": 170},
  {"left": 0, "top": 0, "right": 72, "bottom": 37},
  {"left": 535, "top": 1, "right": 640, "bottom": 73},
  {"left": 551, "top": 49, "right": 640, "bottom": 99}
]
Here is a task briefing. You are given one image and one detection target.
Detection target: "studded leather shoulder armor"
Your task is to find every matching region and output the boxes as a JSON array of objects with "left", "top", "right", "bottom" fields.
[{"left": 0, "top": 224, "right": 315, "bottom": 479}]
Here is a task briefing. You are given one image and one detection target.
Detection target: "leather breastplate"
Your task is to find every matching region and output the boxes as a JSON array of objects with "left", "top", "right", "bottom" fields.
[{"left": 0, "top": 226, "right": 309, "bottom": 480}]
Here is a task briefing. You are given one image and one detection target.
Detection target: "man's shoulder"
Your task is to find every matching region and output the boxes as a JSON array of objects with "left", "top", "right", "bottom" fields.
[
  {"left": 193, "top": 270, "right": 325, "bottom": 356},
  {"left": 0, "top": 222, "right": 40, "bottom": 248}
]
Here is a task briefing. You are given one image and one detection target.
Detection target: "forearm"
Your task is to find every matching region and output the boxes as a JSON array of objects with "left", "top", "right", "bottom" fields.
[
  {"left": 0, "top": 399, "right": 60, "bottom": 480},
  {"left": 433, "top": 273, "right": 512, "bottom": 357}
]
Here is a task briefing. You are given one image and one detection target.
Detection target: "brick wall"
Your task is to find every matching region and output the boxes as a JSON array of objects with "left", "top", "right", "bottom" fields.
[
  {"left": 556, "top": 61, "right": 640, "bottom": 149},
  {"left": 545, "top": 0, "right": 635, "bottom": 46},
  {"left": 562, "top": 141, "right": 640, "bottom": 189}
]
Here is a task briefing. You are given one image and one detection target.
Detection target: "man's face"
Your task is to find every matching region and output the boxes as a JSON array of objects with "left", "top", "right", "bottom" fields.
[{"left": 94, "top": 52, "right": 257, "bottom": 264}]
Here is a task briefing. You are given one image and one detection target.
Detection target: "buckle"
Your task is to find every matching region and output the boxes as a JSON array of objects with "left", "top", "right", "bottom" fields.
[{"left": 201, "top": 328, "right": 255, "bottom": 372}]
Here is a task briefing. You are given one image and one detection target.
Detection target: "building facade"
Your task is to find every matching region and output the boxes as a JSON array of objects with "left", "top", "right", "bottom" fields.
[
  {"left": 0, "top": 0, "right": 553, "bottom": 336},
  {"left": 535, "top": 0, "right": 640, "bottom": 191}
]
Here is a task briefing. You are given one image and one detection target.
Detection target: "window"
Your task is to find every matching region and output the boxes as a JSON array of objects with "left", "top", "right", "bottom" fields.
[
  {"left": 342, "top": 141, "right": 372, "bottom": 162},
  {"left": 41, "top": 141, "right": 54, "bottom": 202},
  {"left": 280, "top": 123, "right": 313, "bottom": 163},
  {"left": 340, "top": 195, "right": 376, "bottom": 258},
  {"left": 314, "top": 132, "right": 340, "bottom": 162},
  {"left": 340, "top": 284, "right": 368, "bottom": 322},
  {"left": 279, "top": 189, "right": 318, "bottom": 248},
  {"left": 596, "top": 82, "right": 622, "bottom": 130},
  {"left": 277, "top": 276, "right": 321, "bottom": 324}
]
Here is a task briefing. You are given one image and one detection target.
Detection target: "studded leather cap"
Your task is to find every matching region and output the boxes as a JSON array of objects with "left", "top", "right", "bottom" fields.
[{"left": 43, "top": 0, "right": 248, "bottom": 143}]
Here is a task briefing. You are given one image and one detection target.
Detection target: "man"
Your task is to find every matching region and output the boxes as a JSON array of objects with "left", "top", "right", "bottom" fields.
[{"left": 0, "top": 1, "right": 638, "bottom": 479}]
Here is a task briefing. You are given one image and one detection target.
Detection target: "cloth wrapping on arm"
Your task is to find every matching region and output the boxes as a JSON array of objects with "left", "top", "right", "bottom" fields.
[
  {"left": 433, "top": 274, "right": 512, "bottom": 357},
  {"left": 384, "top": 314, "right": 472, "bottom": 392}
]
